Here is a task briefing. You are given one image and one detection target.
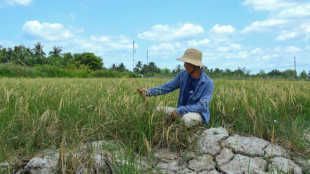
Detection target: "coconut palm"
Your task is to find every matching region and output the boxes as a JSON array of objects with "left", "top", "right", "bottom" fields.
[
  {"left": 12, "top": 45, "right": 33, "bottom": 66},
  {"left": 32, "top": 42, "right": 45, "bottom": 58},
  {"left": 133, "top": 61, "right": 143, "bottom": 73},
  {"left": 49, "top": 46, "right": 62, "bottom": 57}
]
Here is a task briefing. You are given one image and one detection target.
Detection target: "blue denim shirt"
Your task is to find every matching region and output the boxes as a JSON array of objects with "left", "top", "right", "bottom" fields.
[{"left": 146, "top": 70, "right": 214, "bottom": 123}]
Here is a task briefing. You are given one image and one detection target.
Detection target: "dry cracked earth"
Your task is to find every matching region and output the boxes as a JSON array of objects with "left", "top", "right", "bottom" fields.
[{"left": 1, "top": 127, "right": 309, "bottom": 174}]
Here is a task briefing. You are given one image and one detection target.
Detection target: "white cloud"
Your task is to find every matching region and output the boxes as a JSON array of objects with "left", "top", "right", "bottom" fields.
[
  {"left": 22, "top": 20, "right": 73, "bottom": 41},
  {"left": 211, "top": 24, "right": 235, "bottom": 34},
  {"left": 217, "top": 43, "right": 242, "bottom": 52},
  {"left": 85, "top": 35, "right": 133, "bottom": 52},
  {"left": 21, "top": 20, "right": 135, "bottom": 54},
  {"left": 138, "top": 23, "right": 204, "bottom": 41},
  {"left": 276, "top": 32, "right": 298, "bottom": 41},
  {"left": 262, "top": 54, "right": 278, "bottom": 60},
  {"left": 149, "top": 43, "right": 179, "bottom": 52},
  {"left": 285, "top": 46, "right": 301, "bottom": 53},
  {"left": 242, "top": 0, "right": 310, "bottom": 42},
  {"left": 242, "top": 0, "right": 293, "bottom": 11},
  {"left": 302, "top": 24, "right": 310, "bottom": 33},
  {"left": 148, "top": 43, "right": 182, "bottom": 59},
  {"left": 278, "top": 4, "right": 310, "bottom": 19},
  {"left": 237, "top": 51, "right": 248, "bottom": 59},
  {"left": 251, "top": 48, "right": 263, "bottom": 54},
  {"left": 188, "top": 39, "right": 210, "bottom": 47},
  {"left": 90, "top": 35, "right": 109, "bottom": 42},
  {"left": 242, "top": 19, "right": 287, "bottom": 33},
  {"left": 4, "top": 0, "right": 32, "bottom": 6}
]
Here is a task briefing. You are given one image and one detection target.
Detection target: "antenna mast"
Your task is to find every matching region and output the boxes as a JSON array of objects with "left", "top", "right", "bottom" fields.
[{"left": 133, "top": 41, "right": 135, "bottom": 71}]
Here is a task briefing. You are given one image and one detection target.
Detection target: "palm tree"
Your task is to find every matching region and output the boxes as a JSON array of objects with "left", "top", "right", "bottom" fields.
[
  {"left": 110, "top": 63, "right": 117, "bottom": 70},
  {"left": 13, "top": 45, "right": 34, "bottom": 66},
  {"left": 133, "top": 61, "right": 143, "bottom": 73},
  {"left": 32, "top": 42, "right": 45, "bottom": 59},
  {"left": 117, "top": 63, "right": 126, "bottom": 72},
  {"left": 175, "top": 64, "right": 182, "bottom": 73},
  {"left": 49, "top": 46, "right": 62, "bottom": 57}
]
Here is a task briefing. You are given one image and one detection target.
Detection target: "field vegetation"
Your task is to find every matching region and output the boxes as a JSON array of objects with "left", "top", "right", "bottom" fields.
[
  {"left": 0, "top": 77, "right": 309, "bottom": 172},
  {"left": 1, "top": 43, "right": 309, "bottom": 79}
]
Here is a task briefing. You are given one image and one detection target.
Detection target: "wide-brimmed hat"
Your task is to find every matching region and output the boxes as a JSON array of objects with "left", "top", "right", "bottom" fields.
[{"left": 176, "top": 48, "right": 204, "bottom": 66}]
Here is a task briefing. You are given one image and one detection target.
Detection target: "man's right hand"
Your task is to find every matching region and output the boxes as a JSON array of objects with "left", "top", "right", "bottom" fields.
[{"left": 137, "top": 88, "right": 147, "bottom": 97}]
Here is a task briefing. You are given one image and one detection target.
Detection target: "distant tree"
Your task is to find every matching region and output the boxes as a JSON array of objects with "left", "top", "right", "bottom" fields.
[
  {"left": 63, "top": 52, "right": 74, "bottom": 66},
  {"left": 258, "top": 70, "right": 266, "bottom": 78},
  {"left": 267, "top": 69, "right": 281, "bottom": 76},
  {"left": 0, "top": 46, "right": 4, "bottom": 63},
  {"left": 139, "top": 62, "right": 160, "bottom": 75},
  {"left": 161, "top": 68, "right": 170, "bottom": 74},
  {"left": 245, "top": 70, "right": 251, "bottom": 77},
  {"left": 259, "top": 70, "right": 265, "bottom": 76},
  {"left": 74, "top": 52, "right": 103, "bottom": 71},
  {"left": 110, "top": 63, "right": 117, "bottom": 70},
  {"left": 214, "top": 68, "right": 222, "bottom": 74},
  {"left": 233, "top": 67, "right": 244, "bottom": 76},
  {"left": 201, "top": 66, "right": 209, "bottom": 73},
  {"left": 32, "top": 42, "right": 45, "bottom": 64},
  {"left": 148, "top": 62, "right": 160, "bottom": 73},
  {"left": 63, "top": 52, "right": 73, "bottom": 60},
  {"left": 12, "top": 45, "right": 33, "bottom": 66},
  {"left": 175, "top": 64, "right": 183, "bottom": 73},
  {"left": 47, "top": 46, "right": 64, "bottom": 67},
  {"left": 116, "top": 63, "right": 127, "bottom": 72},
  {"left": 133, "top": 61, "right": 143, "bottom": 73},
  {"left": 224, "top": 68, "right": 232, "bottom": 75},
  {"left": 5, "top": 48, "right": 13, "bottom": 64},
  {"left": 300, "top": 70, "right": 308, "bottom": 79},
  {"left": 49, "top": 46, "right": 62, "bottom": 57},
  {"left": 282, "top": 69, "right": 296, "bottom": 78}
]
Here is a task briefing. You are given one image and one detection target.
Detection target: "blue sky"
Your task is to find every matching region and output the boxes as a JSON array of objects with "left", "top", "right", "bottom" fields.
[{"left": 0, "top": 0, "right": 309, "bottom": 74}]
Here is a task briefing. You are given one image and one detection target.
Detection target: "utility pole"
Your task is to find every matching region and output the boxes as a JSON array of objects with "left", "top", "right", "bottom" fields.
[
  {"left": 294, "top": 56, "right": 296, "bottom": 79},
  {"left": 133, "top": 41, "right": 135, "bottom": 71},
  {"left": 147, "top": 50, "right": 149, "bottom": 76}
]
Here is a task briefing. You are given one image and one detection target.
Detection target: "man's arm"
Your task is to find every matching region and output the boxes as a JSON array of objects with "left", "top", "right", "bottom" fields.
[{"left": 146, "top": 72, "right": 182, "bottom": 96}]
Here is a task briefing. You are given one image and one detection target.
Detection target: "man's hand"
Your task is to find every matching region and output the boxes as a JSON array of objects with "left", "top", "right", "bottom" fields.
[
  {"left": 137, "top": 88, "right": 147, "bottom": 97},
  {"left": 170, "top": 110, "right": 178, "bottom": 121}
]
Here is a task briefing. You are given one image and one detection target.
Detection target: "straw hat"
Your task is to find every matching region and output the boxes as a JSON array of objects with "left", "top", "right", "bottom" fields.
[{"left": 176, "top": 48, "right": 204, "bottom": 66}]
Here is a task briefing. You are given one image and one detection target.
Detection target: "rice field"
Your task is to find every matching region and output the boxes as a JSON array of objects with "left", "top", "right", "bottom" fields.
[{"left": 0, "top": 77, "right": 309, "bottom": 171}]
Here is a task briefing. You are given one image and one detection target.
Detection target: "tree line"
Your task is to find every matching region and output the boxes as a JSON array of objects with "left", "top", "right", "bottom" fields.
[{"left": 0, "top": 43, "right": 309, "bottom": 79}]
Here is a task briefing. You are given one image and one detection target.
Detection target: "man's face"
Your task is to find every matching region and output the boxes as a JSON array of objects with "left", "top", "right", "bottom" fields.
[{"left": 184, "top": 63, "right": 194, "bottom": 73}]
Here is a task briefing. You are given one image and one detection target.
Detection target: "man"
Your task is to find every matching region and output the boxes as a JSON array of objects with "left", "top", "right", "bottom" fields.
[{"left": 138, "top": 48, "right": 214, "bottom": 128}]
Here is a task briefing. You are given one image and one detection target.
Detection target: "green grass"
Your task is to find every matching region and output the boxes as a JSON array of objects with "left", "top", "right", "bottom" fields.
[{"left": 0, "top": 77, "right": 309, "bottom": 172}]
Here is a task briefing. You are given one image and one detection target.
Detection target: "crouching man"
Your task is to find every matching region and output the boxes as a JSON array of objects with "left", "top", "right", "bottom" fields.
[{"left": 138, "top": 48, "right": 214, "bottom": 128}]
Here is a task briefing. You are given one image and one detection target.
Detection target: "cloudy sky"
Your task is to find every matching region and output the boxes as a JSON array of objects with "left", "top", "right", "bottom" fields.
[{"left": 0, "top": 0, "right": 309, "bottom": 74}]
